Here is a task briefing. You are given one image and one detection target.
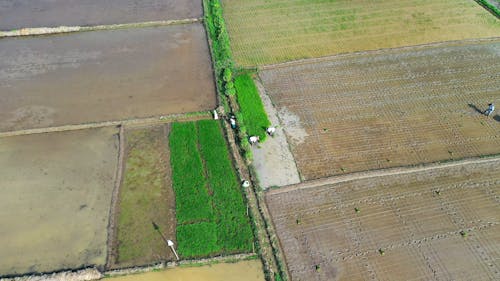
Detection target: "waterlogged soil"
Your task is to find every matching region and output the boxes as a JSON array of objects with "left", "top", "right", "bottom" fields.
[
  {"left": 0, "top": 23, "right": 216, "bottom": 132},
  {"left": 260, "top": 40, "right": 500, "bottom": 180},
  {"left": 0, "top": 0, "right": 202, "bottom": 30},
  {"left": 266, "top": 160, "right": 500, "bottom": 281},
  {"left": 0, "top": 127, "right": 119, "bottom": 276},
  {"left": 108, "top": 260, "right": 265, "bottom": 281}
]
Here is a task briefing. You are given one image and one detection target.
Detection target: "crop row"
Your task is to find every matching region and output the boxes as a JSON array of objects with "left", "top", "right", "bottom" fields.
[{"left": 170, "top": 120, "right": 253, "bottom": 258}]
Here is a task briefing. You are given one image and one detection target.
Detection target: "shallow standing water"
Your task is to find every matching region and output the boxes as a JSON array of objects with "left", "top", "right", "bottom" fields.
[{"left": 108, "top": 260, "right": 265, "bottom": 281}]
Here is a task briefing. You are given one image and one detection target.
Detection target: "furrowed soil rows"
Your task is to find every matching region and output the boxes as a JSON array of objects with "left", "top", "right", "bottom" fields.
[
  {"left": 260, "top": 40, "right": 500, "bottom": 180},
  {"left": 0, "top": 23, "right": 216, "bottom": 132},
  {"left": 0, "top": 127, "right": 119, "bottom": 276},
  {"left": 0, "top": 0, "right": 202, "bottom": 31},
  {"left": 266, "top": 160, "right": 500, "bottom": 281},
  {"left": 222, "top": 0, "right": 500, "bottom": 66}
]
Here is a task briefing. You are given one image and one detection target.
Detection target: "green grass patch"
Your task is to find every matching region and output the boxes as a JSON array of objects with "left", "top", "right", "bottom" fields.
[
  {"left": 169, "top": 122, "right": 213, "bottom": 224},
  {"left": 170, "top": 120, "right": 253, "bottom": 258},
  {"left": 197, "top": 120, "right": 254, "bottom": 253},
  {"left": 177, "top": 222, "right": 219, "bottom": 258},
  {"left": 234, "top": 74, "right": 271, "bottom": 141}
]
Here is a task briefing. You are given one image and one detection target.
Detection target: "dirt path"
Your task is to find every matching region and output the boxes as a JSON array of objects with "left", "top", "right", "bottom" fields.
[{"left": 268, "top": 155, "right": 500, "bottom": 196}]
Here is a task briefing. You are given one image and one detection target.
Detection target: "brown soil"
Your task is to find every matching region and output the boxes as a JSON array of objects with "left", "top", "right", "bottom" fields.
[
  {"left": 109, "top": 124, "right": 176, "bottom": 269},
  {"left": 0, "top": 23, "right": 216, "bottom": 132},
  {"left": 0, "top": 0, "right": 202, "bottom": 31},
  {"left": 259, "top": 40, "right": 500, "bottom": 181},
  {"left": 0, "top": 127, "right": 119, "bottom": 276},
  {"left": 265, "top": 159, "right": 500, "bottom": 281}
]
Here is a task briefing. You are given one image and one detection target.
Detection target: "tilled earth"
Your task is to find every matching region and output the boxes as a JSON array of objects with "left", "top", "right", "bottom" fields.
[{"left": 260, "top": 40, "right": 500, "bottom": 180}]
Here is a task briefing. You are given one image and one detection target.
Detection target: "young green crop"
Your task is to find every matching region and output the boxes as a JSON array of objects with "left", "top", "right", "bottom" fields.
[{"left": 235, "top": 74, "right": 271, "bottom": 141}]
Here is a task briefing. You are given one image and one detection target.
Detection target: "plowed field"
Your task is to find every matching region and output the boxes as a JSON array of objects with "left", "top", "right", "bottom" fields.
[
  {"left": 222, "top": 0, "right": 500, "bottom": 66},
  {"left": 260, "top": 40, "right": 500, "bottom": 180},
  {"left": 266, "top": 159, "right": 500, "bottom": 281}
]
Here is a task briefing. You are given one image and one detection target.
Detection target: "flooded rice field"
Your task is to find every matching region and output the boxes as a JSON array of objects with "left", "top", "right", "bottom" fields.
[
  {"left": 0, "top": 23, "right": 216, "bottom": 132},
  {"left": 0, "top": 127, "right": 119, "bottom": 276},
  {"left": 108, "top": 260, "right": 265, "bottom": 281},
  {"left": 0, "top": 0, "right": 202, "bottom": 30}
]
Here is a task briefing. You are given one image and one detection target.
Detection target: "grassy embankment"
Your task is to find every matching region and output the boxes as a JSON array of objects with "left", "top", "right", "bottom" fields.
[
  {"left": 204, "top": 0, "right": 270, "bottom": 160},
  {"left": 170, "top": 120, "right": 253, "bottom": 258},
  {"left": 116, "top": 127, "right": 174, "bottom": 266},
  {"left": 478, "top": 0, "right": 500, "bottom": 17}
]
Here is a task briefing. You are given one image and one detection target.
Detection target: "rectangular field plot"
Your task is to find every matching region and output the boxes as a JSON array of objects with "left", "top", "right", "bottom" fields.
[
  {"left": 0, "top": 23, "right": 216, "bottom": 132},
  {"left": 223, "top": 0, "right": 500, "bottom": 66},
  {"left": 0, "top": 0, "right": 202, "bottom": 31},
  {"left": 112, "top": 125, "right": 176, "bottom": 268},
  {"left": 266, "top": 159, "right": 500, "bottom": 281},
  {"left": 0, "top": 127, "right": 118, "bottom": 276},
  {"left": 260, "top": 41, "right": 500, "bottom": 180}
]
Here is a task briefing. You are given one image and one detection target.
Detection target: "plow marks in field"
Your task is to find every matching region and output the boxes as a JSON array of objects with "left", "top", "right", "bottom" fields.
[
  {"left": 260, "top": 40, "right": 500, "bottom": 180},
  {"left": 266, "top": 159, "right": 500, "bottom": 281}
]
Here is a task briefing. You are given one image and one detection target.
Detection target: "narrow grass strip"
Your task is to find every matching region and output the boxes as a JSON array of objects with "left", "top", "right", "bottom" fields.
[
  {"left": 197, "top": 120, "right": 254, "bottom": 253},
  {"left": 170, "top": 122, "right": 213, "bottom": 224},
  {"left": 235, "top": 74, "right": 271, "bottom": 141},
  {"left": 477, "top": 0, "right": 500, "bottom": 17}
]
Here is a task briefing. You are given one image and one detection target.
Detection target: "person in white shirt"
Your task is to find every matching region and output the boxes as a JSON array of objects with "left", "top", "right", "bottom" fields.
[
  {"left": 266, "top": 126, "right": 276, "bottom": 136},
  {"left": 484, "top": 103, "right": 495, "bottom": 116},
  {"left": 249, "top": 135, "right": 260, "bottom": 145}
]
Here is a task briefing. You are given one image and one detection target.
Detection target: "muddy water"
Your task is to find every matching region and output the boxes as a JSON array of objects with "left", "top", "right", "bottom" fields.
[
  {"left": 0, "top": 0, "right": 202, "bottom": 30},
  {"left": 0, "top": 23, "right": 216, "bottom": 132},
  {"left": 109, "top": 260, "right": 265, "bottom": 281}
]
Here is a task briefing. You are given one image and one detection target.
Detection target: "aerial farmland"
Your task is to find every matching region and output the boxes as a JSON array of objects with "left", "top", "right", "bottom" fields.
[{"left": 0, "top": 0, "right": 499, "bottom": 281}]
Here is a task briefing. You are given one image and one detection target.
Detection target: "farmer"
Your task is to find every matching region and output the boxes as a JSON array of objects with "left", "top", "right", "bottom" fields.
[
  {"left": 266, "top": 126, "right": 276, "bottom": 136},
  {"left": 229, "top": 115, "right": 237, "bottom": 129},
  {"left": 249, "top": 135, "right": 260, "bottom": 145},
  {"left": 484, "top": 103, "right": 495, "bottom": 116}
]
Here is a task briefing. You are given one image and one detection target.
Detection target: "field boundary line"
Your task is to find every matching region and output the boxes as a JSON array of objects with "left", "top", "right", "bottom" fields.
[
  {"left": 105, "top": 125, "right": 126, "bottom": 269},
  {"left": 0, "top": 112, "right": 212, "bottom": 138},
  {"left": 267, "top": 156, "right": 500, "bottom": 196},
  {"left": 0, "top": 18, "right": 202, "bottom": 38},
  {"left": 259, "top": 37, "right": 500, "bottom": 71}
]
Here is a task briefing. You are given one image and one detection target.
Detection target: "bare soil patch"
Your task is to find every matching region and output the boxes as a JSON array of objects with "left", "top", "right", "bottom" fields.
[
  {"left": 0, "top": 23, "right": 216, "bottom": 132},
  {"left": 260, "top": 40, "right": 500, "bottom": 180},
  {"left": 0, "top": 127, "right": 119, "bottom": 276},
  {"left": 110, "top": 124, "right": 176, "bottom": 268},
  {"left": 266, "top": 160, "right": 500, "bottom": 281},
  {"left": 223, "top": 0, "right": 500, "bottom": 66},
  {"left": 0, "top": 0, "right": 202, "bottom": 31}
]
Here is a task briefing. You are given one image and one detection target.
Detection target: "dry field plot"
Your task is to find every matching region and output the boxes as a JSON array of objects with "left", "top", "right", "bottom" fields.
[
  {"left": 266, "top": 160, "right": 500, "bottom": 281},
  {"left": 0, "top": 127, "right": 118, "bottom": 276},
  {"left": 222, "top": 0, "right": 500, "bottom": 66},
  {"left": 0, "top": 0, "right": 202, "bottom": 31},
  {"left": 260, "top": 40, "right": 500, "bottom": 180},
  {"left": 0, "top": 23, "right": 216, "bottom": 132}
]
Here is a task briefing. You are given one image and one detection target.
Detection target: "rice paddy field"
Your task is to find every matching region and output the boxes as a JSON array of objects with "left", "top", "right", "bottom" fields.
[
  {"left": 222, "top": 0, "right": 500, "bottom": 66},
  {"left": 0, "top": 127, "right": 119, "bottom": 276},
  {"left": 259, "top": 40, "right": 500, "bottom": 180},
  {"left": 111, "top": 125, "right": 176, "bottom": 268},
  {"left": 266, "top": 159, "right": 500, "bottom": 281}
]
